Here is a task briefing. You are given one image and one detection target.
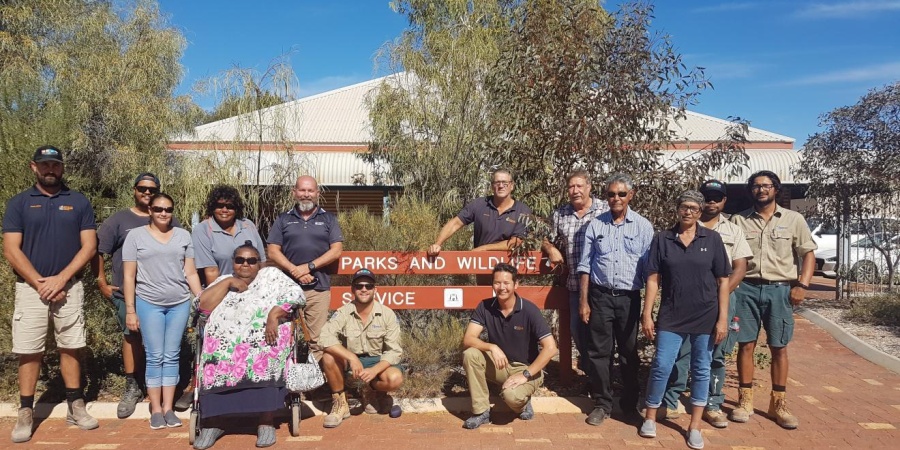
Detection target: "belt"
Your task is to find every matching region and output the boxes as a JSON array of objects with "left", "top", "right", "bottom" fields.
[
  {"left": 743, "top": 278, "right": 791, "bottom": 287},
  {"left": 592, "top": 284, "right": 639, "bottom": 297}
]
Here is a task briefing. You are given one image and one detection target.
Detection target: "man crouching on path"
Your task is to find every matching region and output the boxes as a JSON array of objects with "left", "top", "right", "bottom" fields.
[{"left": 461, "top": 263, "right": 558, "bottom": 429}]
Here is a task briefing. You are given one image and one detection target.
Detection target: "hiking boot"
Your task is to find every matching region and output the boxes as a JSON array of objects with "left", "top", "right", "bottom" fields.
[
  {"left": 703, "top": 409, "right": 729, "bottom": 428},
  {"left": 117, "top": 378, "right": 143, "bottom": 419},
  {"left": 659, "top": 407, "right": 681, "bottom": 420},
  {"left": 323, "top": 392, "right": 350, "bottom": 428},
  {"left": 686, "top": 428, "right": 705, "bottom": 449},
  {"left": 586, "top": 407, "right": 609, "bottom": 426},
  {"left": 768, "top": 391, "right": 799, "bottom": 429},
  {"left": 729, "top": 387, "right": 754, "bottom": 423},
  {"left": 66, "top": 399, "right": 99, "bottom": 430},
  {"left": 11, "top": 407, "right": 33, "bottom": 443},
  {"left": 463, "top": 410, "right": 491, "bottom": 429},
  {"left": 519, "top": 400, "right": 534, "bottom": 421}
]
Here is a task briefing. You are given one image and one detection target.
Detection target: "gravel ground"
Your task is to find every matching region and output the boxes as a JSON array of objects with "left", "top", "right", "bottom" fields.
[{"left": 803, "top": 296, "right": 900, "bottom": 358}]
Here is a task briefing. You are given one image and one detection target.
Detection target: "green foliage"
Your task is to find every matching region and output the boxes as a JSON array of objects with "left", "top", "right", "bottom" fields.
[
  {"left": 846, "top": 294, "right": 900, "bottom": 327},
  {"left": 396, "top": 311, "right": 467, "bottom": 398}
]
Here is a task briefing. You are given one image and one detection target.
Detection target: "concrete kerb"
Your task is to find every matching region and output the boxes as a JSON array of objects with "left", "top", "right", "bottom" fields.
[
  {"left": 0, "top": 396, "right": 593, "bottom": 419},
  {"left": 797, "top": 306, "right": 900, "bottom": 374}
]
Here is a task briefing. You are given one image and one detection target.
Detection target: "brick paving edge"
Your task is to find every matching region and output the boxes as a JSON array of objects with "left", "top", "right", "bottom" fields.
[{"left": 797, "top": 306, "right": 900, "bottom": 374}]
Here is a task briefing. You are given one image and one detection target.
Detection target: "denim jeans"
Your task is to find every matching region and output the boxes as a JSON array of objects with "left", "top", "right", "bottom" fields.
[
  {"left": 568, "top": 291, "right": 589, "bottom": 372},
  {"left": 645, "top": 330, "right": 714, "bottom": 409},
  {"left": 136, "top": 296, "right": 191, "bottom": 388}
]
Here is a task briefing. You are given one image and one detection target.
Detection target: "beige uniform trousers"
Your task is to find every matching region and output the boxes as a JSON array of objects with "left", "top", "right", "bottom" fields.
[{"left": 462, "top": 347, "right": 543, "bottom": 415}]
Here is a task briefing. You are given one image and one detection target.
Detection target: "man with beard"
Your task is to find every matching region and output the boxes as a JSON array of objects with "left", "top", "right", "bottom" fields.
[
  {"left": 92, "top": 173, "right": 182, "bottom": 419},
  {"left": 542, "top": 170, "right": 608, "bottom": 374},
  {"left": 319, "top": 269, "right": 404, "bottom": 428},
  {"left": 729, "top": 171, "right": 816, "bottom": 430},
  {"left": 267, "top": 175, "right": 343, "bottom": 358},
  {"left": 577, "top": 173, "right": 654, "bottom": 426},
  {"left": 661, "top": 179, "right": 752, "bottom": 427},
  {"left": 3, "top": 146, "right": 99, "bottom": 443}
]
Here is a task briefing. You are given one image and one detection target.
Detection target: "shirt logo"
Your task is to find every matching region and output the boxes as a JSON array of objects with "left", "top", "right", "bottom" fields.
[
  {"left": 506, "top": 217, "right": 517, "bottom": 224},
  {"left": 315, "top": 221, "right": 325, "bottom": 225},
  {"left": 514, "top": 325, "right": 524, "bottom": 331},
  {"left": 30, "top": 204, "right": 42, "bottom": 208},
  {"left": 59, "top": 205, "right": 73, "bottom": 211},
  {"left": 701, "top": 248, "right": 708, "bottom": 252}
]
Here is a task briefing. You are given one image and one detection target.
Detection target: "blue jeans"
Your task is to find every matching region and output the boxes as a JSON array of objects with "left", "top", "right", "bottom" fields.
[
  {"left": 568, "top": 291, "right": 589, "bottom": 372},
  {"left": 136, "top": 296, "right": 191, "bottom": 388},
  {"left": 645, "top": 330, "right": 714, "bottom": 409}
]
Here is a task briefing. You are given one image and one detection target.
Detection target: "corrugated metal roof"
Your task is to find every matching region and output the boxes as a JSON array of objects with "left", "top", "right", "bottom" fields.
[
  {"left": 174, "top": 73, "right": 794, "bottom": 145},
  {"left": 658, "top": 149, "right": 805, "bottom": 184}
]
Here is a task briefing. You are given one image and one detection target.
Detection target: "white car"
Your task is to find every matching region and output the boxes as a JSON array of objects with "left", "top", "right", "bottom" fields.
[{"left": 818, "top": 233, "right": 900, "bottom": 283}]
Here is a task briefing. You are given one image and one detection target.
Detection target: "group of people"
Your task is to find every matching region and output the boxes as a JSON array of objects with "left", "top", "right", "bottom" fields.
[{"left": 3, "top": 145, "right": 817, "bottom": 450}]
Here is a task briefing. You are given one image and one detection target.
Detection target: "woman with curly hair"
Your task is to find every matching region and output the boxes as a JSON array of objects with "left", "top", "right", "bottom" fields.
[{"left": 191, "top": 185, "right": 267, "bottom": 283}]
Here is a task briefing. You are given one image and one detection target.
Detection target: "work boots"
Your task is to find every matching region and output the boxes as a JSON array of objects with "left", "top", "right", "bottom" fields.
[
  {"left": 117, "top": 378, "right": 143, "bottom": 419},
  {"left": 323, "top": 391, "right": 350, "bottom": 428},
  {"left": 66, "top": 399, "right": 99, "bottom": 430},
  {"left": 729, "top": 387, "right": 754, "bottom": 423},
  {"left": 11, "top": 407, "right": 33, "bottom": 443},
  {"left": 768, "top": 391, "right": 799, "bottom": 429}
]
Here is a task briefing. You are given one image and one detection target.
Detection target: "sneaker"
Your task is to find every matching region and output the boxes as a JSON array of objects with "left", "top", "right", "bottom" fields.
[
  {"left": 150, "top": 412, "right": 166, "bottom": 430},
  {"left": 768, "top": 391, "right": 799, "bottom": 429},
  {"left": 66, "top": 399, "right": 99, "bottom": 430},
  {"left": 174, "top": 387, "right": 194, "bottom": 412},
  {"left": 639, "top": 419, "right": 657, "bottom": 438},
  {"left": 256, "top": 425, "right": 276, "bottom": 448},
  {"left": 164, "top": 410, "right": 182, "bottom": 428},
  {"left": 686, "top": 428, "right": 704, "bottom": 449},
  {"left": 323, "top": 392, "right": 351, "bottom": 428},
  {"left": 11, "top": 407, "right": 33, "bottom": 443},
  {"left": 519, "top": 400, "right": 534, "bottom": 421},
  {"left": 703, "top": 409, "right": 729, "bottom": 428},
  {"left": 117, "top": 379, "right": 143, "bottom": 419},
  {"left": 729, "top": 387, "right": 754, "bottom": 423},
  {"left": 463, "top": 410, "right": 491, "bottom": 429},
  {"left": 585, "top": 407, "right": 608, "bottom": 426},
  {"left": 193, "top": 427, "right": 224, "bottom": 450}
]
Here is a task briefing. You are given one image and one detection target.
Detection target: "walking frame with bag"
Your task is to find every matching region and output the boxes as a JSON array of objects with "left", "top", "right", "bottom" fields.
[{"left": 286, "top": 309, "right": 326, "bottom": 393}]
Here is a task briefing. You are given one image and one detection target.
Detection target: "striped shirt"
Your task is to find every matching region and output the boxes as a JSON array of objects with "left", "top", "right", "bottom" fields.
[
  {"left": 577, "top": 207, "right": 654, "bottom": 291},
  {"left": 549, "top": 197, "right": 609, "bottom": 290}
]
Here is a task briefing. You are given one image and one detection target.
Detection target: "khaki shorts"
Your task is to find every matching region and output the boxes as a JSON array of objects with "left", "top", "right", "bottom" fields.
[
  {"left": 12, "top": 280, "right": 86, "bottom": 354},
  {"left": 303, "top": 289, "right": 331, "bottom": 357}
]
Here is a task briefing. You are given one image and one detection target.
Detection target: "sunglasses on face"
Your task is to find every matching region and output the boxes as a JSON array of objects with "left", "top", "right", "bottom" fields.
[
  {"left": 353, "top": 282, "right": 375, "bottom": 290},
  {"left": 135, "top": 186, "right": 160, "bottom": 195},
  {"left": 150, "top": 206, "right": 174, "bottom": 213},
  {"left": 704, "top": 195, "right": 725, "bottom": 203},
  {"left": 606, "top": 191, "right": 628, "bottom": 199},
  {"left": 215, "top": 202, "right": 236, "bottom": 210},
  {"left": 234, "top": 257, "right": 259, "bottom": 265}
]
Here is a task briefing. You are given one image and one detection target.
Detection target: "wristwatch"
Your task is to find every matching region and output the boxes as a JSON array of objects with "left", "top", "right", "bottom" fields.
[
  {"left": 522, "top": 369, "right": 532, "bottom": 380},
  {"left": 307, "top": 261, "right": 316, "bottom": 271}
]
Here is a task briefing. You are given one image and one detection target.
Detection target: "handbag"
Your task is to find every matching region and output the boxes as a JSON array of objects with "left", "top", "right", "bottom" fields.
[{"left": 285, "top": 312, "right": 325, "bottom": 393}]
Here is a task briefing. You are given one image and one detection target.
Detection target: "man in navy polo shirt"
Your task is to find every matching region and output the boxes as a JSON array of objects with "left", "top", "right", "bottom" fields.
[
  {"left": 428, "top": 168, "right": 533, "bottom": 256},
  {"left": 267, "top": 175, "right": 343, "bottom": 358},
  {"left": 461, "top": 263, "right": 558, "bottom": 429},
  {"left": 3, "top": 145, "right": 99, "bottom": 443}
]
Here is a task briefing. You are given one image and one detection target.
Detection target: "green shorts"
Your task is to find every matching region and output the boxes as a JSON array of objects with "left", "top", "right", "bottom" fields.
[
  {"left": 111, "top": 294, "right": 135, "bottom": 336},
  {"left": 734, "top": 282, "right": 794, "bottom": 347},
  {"left": 346, "top": 355, "right": 405, "bottom": 375}
]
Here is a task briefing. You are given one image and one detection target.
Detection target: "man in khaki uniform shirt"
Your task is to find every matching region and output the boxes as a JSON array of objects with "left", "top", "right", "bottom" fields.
[
  {"left": 729, "top": 171, "right": 816, "bottom": 430},
  {"left": 319, "top": 269, "right": 404, "bottom": 428}
]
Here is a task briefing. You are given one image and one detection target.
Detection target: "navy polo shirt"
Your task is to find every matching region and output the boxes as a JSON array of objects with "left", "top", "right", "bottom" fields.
[
  {"left": 267, "top": 206, "right": 343, "bottom": 290},
  {"left": 470, "top": 295, "right": 552, "bottom": 365},
  {"left": 646, "top": 225, "right": 731, "bottom": 335},
  {"left": 2, "top": 185, "right": 96, "bottom": 277},
  {"left": 457, "top": 196, "right": 533, "bottom": 247}
]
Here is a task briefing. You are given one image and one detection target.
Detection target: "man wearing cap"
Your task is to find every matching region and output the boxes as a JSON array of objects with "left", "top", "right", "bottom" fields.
[
  {"left": 661, "top": 180, "right": 752, "bottom": 428},
  {"left": 3, "top": 145, "right": 99, "bottom": 443},
  {"left": 267, "top": 175, "right": 343, "bottom": 358},
  {"left": 729, "top": 170, "right": 816, "bottom": 430},
  {"left": 318, "top": 269, "right": 404, "bottom": 428},
  {"left": 92, "top": 172, "right": 182, "bottom": 419},
  {"left": 461, "top": 263, "right": 558, "bottom": 429}
]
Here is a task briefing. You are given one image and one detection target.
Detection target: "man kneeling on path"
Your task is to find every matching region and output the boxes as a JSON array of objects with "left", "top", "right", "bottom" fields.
[
  {"left": 462, "top": 263, "right": 558, "bottom": 429},
  {"left": 320, "top": 269, "right": 404, "bottom": 428}
]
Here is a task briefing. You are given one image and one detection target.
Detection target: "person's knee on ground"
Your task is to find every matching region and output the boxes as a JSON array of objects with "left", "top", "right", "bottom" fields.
[{"left": 499, "top": 388, "right": 530, "bottom": 413}]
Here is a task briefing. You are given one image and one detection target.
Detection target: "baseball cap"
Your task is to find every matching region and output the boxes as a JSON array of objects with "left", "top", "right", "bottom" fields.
[
  {"left": 699, "top": 179, "right": 727, "bottom": 196},
  {"left": 134, "top": 172, "right": 161, "bottom": 188},
  {"left": 32, "top": 145, "right": 63, "bottom": 163},
  {"left": 351, "top": 269, "right": 377, "bottom": 285}
]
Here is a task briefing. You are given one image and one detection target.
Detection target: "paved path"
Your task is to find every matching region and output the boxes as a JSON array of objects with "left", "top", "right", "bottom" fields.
[{"left": 4, "top": 298, "right": 900, "bottom": 449}]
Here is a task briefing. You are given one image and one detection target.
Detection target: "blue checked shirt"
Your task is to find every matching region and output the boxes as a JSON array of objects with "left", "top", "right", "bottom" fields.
[
  {"left": 576, "top": 207, "right": 655, "bottom": 291},
  {"left": 549, "top": 197, "right": 608, "bottom": 291}
]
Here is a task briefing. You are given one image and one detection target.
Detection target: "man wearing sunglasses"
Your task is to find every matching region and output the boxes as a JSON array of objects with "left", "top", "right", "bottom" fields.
[
  {"left": 729, "top": 171, "right": 816, "bottom": 430},
  {"left": 4, "top": 146, "right": 99, "bottom": 442},
  {"left": 577, "top": 172, "right": 654, "bottom": 427},
  {"left": 92, "top": 172, "right": 182, "bottom": 419},
  {"left": 319, "top": 269, "right": 404, "bottom": 428},
  {"left": 427, "top": 169, "right": 533, "bottom": 264},
  {"left": 661, "top": 180, "right": 752, "bottom": 428}
]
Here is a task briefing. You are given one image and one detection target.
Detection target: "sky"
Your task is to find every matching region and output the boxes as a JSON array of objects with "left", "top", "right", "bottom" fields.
[{"left": 157, "top": 0, "right": 900, "bottom": 146}]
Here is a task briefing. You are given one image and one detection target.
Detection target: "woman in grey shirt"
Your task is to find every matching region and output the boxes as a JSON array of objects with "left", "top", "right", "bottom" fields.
[{"left": 123, "top": 193, "right": 202, "bottom": 430}]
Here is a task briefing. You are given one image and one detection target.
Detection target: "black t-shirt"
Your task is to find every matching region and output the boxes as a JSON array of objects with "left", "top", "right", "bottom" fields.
[
  {"left": 457, "top": 197, "right": 532, "bottom": 248},
  {"left": 646, "top": 225, "right": 731, "bottom": 334},
  {"left": 470, "top": 296, "right": 552, "bottom": 365}
]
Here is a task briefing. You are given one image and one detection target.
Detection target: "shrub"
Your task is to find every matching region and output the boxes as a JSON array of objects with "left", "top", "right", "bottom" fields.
[{"left": 846, "top": 294, "right": 900, "bottom": 327}]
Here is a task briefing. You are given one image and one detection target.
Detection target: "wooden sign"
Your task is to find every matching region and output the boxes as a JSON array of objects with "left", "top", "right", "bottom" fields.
[
  {"left": 336, "top": 251, "right": 558, "bottom": 275},
  {"left": 330, "top": 285, "right": 569, "bottom": 310}
]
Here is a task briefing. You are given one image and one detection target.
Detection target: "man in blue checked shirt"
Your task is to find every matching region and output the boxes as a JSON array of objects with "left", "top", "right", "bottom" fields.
[{"left": 577, "top": 173, "right": 654, "bottom": 427}]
